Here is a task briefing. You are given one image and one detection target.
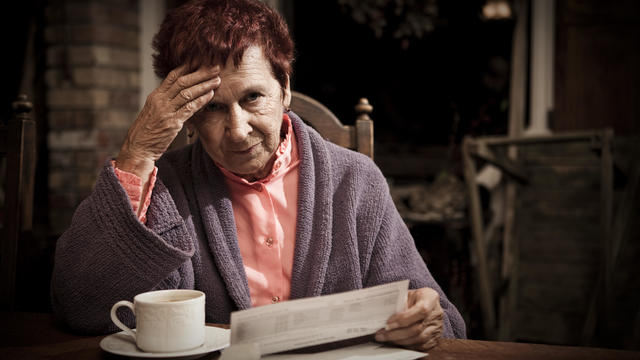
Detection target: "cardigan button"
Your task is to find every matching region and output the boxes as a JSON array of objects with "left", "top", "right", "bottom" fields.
[
  {"left": 265, "top": 237, "right": 274, "bottom": 247},
  {"left": 271, "top": 296, "right": 280, "bottom": 303}
]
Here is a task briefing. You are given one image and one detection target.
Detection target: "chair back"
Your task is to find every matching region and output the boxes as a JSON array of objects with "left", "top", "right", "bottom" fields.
[
  {"left": 0, "top": 94, "right": 36, "bottom": 309},
  {"left": 462, "top": 129, "right": 615, "bottom": 343},
  {"left": 290, "top": 91, "right": 374, "bottom": 159}
]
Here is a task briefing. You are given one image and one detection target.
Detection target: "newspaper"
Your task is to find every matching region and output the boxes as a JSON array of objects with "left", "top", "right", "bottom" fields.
[
  {"left": 229, "top": 280, "right": 409, "bottom": 356},
  {"left": 262, "top": 342, "right": 427, "bottom": 360}
]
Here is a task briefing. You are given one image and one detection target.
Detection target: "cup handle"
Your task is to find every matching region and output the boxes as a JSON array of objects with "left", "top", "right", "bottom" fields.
[{"left": 110, "top": 300, "right": 136, "bottom": 340}]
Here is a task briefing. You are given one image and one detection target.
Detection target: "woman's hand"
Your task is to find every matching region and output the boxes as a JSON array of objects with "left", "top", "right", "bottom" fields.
[
  {"left": 375, "top": 287, "right": 444, "bottom": 351},
  {"left": 116, "top": 65, "right": 221, "bottom": 178}
]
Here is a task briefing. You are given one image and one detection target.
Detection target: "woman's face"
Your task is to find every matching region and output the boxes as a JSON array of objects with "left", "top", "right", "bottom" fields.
[{"left": 191, "top": 46, "right": 290, "bottom": 181}]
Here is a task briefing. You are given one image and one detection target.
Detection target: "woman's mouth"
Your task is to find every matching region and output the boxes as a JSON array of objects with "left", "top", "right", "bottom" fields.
[{"left": 232, "top": 143, "right": 259, "bottom": 155}]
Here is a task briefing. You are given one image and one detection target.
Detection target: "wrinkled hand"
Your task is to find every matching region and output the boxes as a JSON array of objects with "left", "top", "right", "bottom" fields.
[
  {"left": 116, "top": 65, "right": 221, "bottom": 177},
  {"left": 375, "top": 287, "right": 444, "bottom": 351}
]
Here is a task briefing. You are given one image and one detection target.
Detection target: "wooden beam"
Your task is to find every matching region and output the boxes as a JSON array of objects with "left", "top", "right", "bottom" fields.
[
  {"left": 469, "top": 147, "right": 529, "bottom": 185},
  {"left": 508, "top": 0, "right": 528, "bottom": 138},
  {"left": 499, "top": 0, "right": 528, "bottom": 337},
  {"left": 470, "top": 131, "right": 604, "bottom": 147},
  {"left": 462, "top": 137, "right": 496, "bottom": 339},
  {"left": 355, "top": 98, "right": 374, "bottom": 160},
  {"left": 581, "top": 129, "right": 614, "bottom": 345},
  {"left": 499, "top": 177, "right": 519, "bottom": 341},
  {"left": 0, "top": 95, "right": 35, "bottom": 310},
  {"left": 600, "top": 129, "right": 614, "bottom": 315}
]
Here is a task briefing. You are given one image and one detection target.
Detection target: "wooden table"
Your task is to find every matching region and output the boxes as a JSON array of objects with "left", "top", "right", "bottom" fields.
[{"left": 2, "top": 312, "right": 639, "bottom": 360}]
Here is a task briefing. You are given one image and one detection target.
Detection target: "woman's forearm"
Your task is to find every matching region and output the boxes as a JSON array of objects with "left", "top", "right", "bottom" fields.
[{"left": 51, "top": 165, "right": 194, "bottom": 334}]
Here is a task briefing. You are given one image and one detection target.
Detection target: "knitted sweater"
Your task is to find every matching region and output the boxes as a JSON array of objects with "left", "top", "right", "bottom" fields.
[{"left": 51, "top": 112, "right": 466, "bottom": 338}]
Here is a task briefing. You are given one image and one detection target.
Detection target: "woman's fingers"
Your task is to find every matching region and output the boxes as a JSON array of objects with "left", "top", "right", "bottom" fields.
[
  {"left": 386, "top": 289, "right": 441, "bottom": 331},
  {"left": 411, "top": 335, "right": 440, "bottom": 351},
  {"left": 385, "top": 322, "right": 442, "bottom": 345},
  {"left": 376, "top": 310, "right": 442, "bottom": 341},
  {"left": 386, "top": 305, "right": 432, "bottom": 330},
  {"left": 165, "top": 65, "right": 221, "bottom": 100},
  {"left": 375, "top": 287, "right": 445, "bottom": 350},
  {"left": 158, "top": 64, "right": 189, "bottom": 93},
  {"left": 177, "top": 87, "right": 216, "bottom": 119},
  {"left": 377, "top": 318, "right": 426, "bottom": 342},
  {"left": 171, "top": 76, "right": 220, "bottom": 112},
  {"left": 375, "top": 319, "right": 443, "bottom": 352}
]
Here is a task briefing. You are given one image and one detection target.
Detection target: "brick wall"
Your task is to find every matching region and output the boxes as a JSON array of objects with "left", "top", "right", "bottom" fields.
[{"left": 45, "top": 0, "right": 140, "bottom": 235}]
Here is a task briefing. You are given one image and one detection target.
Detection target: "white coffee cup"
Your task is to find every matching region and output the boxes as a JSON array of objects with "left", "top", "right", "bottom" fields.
[{"left": 110, "top": 289, "right": 205, "bottom": 353}]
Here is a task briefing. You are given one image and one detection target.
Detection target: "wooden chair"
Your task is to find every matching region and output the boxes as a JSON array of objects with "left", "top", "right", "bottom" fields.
[
  {"left": 0, "top": 94, "right": 37, "bottom": 310},
  {"left": 290, "top": 91, "right": 374, "bottom": 159},
  {"left": 462, "top": 129, "right": 615, "bottom": 344}
]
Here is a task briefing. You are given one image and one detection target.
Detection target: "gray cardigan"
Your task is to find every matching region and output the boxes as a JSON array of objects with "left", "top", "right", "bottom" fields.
[{"left": 51, "top": 112, "right": 466, "bottom": 338}]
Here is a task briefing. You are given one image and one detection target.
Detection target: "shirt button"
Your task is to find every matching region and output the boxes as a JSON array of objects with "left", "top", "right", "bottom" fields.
[
  {"left": 271, "top": 296, "right": 280, "bottom": 303},
  {"left": 265, "top": 237, "right": 273, "bottom": 247}
]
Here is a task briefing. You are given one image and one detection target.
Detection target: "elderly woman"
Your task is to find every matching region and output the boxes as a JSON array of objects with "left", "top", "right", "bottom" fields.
[{"left": 52, "top": 0, "right": 465, "bottom": 351}]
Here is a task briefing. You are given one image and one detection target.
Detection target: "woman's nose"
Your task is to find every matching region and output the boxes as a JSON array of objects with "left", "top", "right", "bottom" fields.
[{"left": 226, "top": 105, "right": 252, "bottom": 142}]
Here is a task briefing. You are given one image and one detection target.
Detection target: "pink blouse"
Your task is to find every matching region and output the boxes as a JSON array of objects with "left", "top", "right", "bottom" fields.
[{"left": 113, "top": 114, "right": 299, "bottom": 307}]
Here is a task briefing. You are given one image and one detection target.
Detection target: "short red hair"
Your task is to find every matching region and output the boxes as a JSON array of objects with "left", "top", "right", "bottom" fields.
[{"left": 152, "top": 0, "right": 294, "bottom": 90}]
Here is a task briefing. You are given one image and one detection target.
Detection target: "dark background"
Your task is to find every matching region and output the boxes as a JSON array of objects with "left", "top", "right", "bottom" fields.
[{"left": 292, "top": 0, "right": 512, "bottom": 148}]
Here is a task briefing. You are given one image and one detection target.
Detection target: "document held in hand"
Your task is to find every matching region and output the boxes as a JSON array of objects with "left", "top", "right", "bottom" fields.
[{"left": 229, "top": 280, "right": 409, "bottom": 355}]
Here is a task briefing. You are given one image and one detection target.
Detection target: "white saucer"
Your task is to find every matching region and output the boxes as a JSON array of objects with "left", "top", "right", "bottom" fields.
[{"left": 100, "top": 326, "right": 230, "bottom": 359}]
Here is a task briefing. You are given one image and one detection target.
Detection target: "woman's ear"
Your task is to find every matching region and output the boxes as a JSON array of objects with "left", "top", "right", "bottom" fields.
[
  {"left": 185, "top": 118, "right": 196, "bottom": 138},
  {"left": 283, "top": 75, "right": 291, "bottom": 110}
]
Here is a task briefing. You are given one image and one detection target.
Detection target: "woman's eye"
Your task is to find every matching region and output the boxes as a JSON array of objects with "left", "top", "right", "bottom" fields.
[{"left": 245, "top": 92, "right": 262, "bottom": 102}]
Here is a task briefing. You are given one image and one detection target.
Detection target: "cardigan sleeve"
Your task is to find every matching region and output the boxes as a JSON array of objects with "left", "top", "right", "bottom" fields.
[
  {"left": 361, "top": 165, "right": 467, "bottom": 339},
  {"left": 51, "top": 162, "right": 195, "bottom": 335},
  {"left": 111, "top": 160, "right": 157, "bottom": 224}
]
